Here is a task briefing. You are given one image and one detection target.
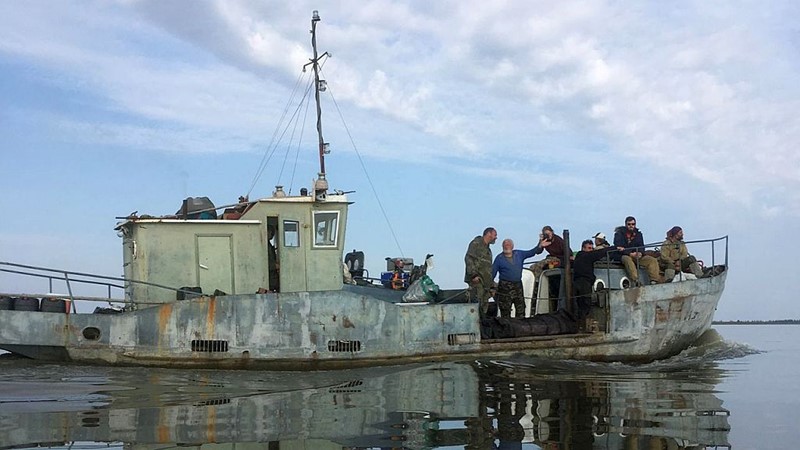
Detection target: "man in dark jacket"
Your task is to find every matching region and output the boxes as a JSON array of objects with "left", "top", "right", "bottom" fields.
[
  {"left": 464, "top": 227, "right": 497, "bottom": 318},
  {"left": 530, "top": 225, "right": 572, "bottom": 279},
  {"left": 573, "top": 239, "right": 622, "bottom": 320},
  {"left": 613, "top": 216, "right": 661, "bottom": 285}
]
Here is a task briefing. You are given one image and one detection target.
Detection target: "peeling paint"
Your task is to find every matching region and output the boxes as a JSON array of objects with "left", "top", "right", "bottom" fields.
[{"left": 655, "top": 305, "right": 668, "bottom": 322}]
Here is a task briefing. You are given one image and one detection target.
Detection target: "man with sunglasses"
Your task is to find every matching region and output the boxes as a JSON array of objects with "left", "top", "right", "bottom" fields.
[{"left": 613, "top": 216, "right": 662, "bottom": 286}]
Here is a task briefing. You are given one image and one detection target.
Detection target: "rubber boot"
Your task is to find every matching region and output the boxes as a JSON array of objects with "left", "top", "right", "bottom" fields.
[
  {"left": 689, "top": 262, "right": 704, "bottom": 278},
  {"left": 664, "top": 268, "right": 675, "bottom": 282}
]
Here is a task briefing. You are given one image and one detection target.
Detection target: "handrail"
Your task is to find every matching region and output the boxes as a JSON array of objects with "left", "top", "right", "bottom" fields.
[
  {"left": 598, "top": 235, "right": 729, "bottom": 287},
  {"left": 0, "top": 261, "right": 202, "bottom": 309}
]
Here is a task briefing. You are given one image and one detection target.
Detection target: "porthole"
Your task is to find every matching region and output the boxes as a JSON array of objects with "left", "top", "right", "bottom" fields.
[{"left": 82, "top": 327, "right": 101, "bottom": 340}]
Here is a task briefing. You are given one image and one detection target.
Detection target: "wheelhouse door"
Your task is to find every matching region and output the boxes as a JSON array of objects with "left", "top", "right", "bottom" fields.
[{"left": 196, "top": 235, "right": 234, "bottom": 295}]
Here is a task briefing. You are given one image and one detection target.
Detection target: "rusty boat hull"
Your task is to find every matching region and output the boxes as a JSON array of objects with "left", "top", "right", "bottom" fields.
[{"left": 0, "top": 271, "right": 725, "bottom": 369}]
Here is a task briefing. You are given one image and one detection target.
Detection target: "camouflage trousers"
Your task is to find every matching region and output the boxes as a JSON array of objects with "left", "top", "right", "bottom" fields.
[
  {"left": 621, "top": 254, "right": 661, "bottom": 283},
  {"left": 467, "top": 282, "right": 492, "bottom": 318},
  {"left": 496, "top": 280, "right": 525, "bottom": 318}
]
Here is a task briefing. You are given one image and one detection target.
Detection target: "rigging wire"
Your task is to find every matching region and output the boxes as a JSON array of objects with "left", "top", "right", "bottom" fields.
[
  {"left": 289, "top": 89, "right": 312, "bottom": 195},
  {"left": 246, "top": 69, "right": 311, "bottom": 198},
  {"left": 278, "top": 78, "right": 313, "bottom": 185},
  {"left": 247, "top": 56, "right": 330, "bottom": 197},
  {"left": 321, "top": 67, "right": 405, "bottom": 257}
]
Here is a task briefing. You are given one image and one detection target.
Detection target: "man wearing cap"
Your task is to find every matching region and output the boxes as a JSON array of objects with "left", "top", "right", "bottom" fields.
[
  {"left": 613, "top": 216, "right": 662, "bottom": 285},
  {"left": 464, "top": 227, "right": 498, "bottom": 318},
  {"left": 593, "top": 232, "right": 610, "bottom": 249},
  {"left": 659, "top": 226, "right": 705, "bottom": 281},
  {"left": 491, "top": 237, "right": 551, "bottom": 318}
]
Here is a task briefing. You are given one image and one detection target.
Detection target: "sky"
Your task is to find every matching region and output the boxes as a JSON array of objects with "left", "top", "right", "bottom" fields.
[{"left": 0, "top": 1, "right": 798, "bottom": 320}]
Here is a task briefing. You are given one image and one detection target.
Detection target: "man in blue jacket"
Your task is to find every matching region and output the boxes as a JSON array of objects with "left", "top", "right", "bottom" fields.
[
  {"left": 492, "top": 237, "right": 551, "bottom": 318},
  {"left": 613, "top": 216, "right": 662, "bottom": 285}
]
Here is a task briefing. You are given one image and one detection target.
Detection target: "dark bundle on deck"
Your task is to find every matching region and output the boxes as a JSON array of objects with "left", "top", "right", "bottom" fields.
[{"left": 481, "top": 309, "right": 578, "bottom": 339}]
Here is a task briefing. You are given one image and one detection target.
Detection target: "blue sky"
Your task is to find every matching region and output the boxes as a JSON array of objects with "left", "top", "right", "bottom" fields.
[{"left": 1, "top": 1, "right": 797, "bottom": 320}]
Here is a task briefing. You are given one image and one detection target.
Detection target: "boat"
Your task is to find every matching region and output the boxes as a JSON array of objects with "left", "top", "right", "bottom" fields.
[
  {"left": 0, "top": 11, "right": 728, "bottom": 370},
  {"left": 0, "top": 360, "right": 731, "bottom": 449}
]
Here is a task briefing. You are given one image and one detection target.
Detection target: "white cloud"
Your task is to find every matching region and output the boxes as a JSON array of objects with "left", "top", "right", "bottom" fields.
[{"left": 1, "top": 0, "right": 798, "bottom": 215}]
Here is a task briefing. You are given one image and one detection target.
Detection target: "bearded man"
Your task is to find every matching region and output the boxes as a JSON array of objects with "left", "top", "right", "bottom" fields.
[
  {"left": 491, "top": 237, "right": 551, "bottom": 318},
  {"left": 659, "top": 226, "right": 705, "bottom": 281}
]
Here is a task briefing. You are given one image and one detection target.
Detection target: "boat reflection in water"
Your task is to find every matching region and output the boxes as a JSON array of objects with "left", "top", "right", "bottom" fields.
[{"left": 0, "top": 358, "right": 730, "bottom": 449}]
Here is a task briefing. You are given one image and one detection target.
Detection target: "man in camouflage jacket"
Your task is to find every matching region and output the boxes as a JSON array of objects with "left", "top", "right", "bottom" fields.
[
  {"left": 659, "top": 226, "right": 704, "bottom": 281},
  {"left": 464, "top": 227, "right": 497, "bottom": 318}
]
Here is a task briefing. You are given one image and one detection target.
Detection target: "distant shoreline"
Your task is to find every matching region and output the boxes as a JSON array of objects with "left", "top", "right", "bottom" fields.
[{"left": 714, "top": 320, "right": 800, "bottom": 325}]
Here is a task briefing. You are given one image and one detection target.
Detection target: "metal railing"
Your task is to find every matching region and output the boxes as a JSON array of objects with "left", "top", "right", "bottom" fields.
[
  {"left": 0, "top": 261, "right": 201, "bottom": 311},
  {"left": 598, "top": 235, "right": 729, "bottom": 288}
]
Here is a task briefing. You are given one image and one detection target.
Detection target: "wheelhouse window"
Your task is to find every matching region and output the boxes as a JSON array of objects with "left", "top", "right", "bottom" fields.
[
  {"left": 283, "top": 220, "right": 300, "bottom": 247},
  {"left": 313, "top": 211, "right": 339, "bottom": 248}
]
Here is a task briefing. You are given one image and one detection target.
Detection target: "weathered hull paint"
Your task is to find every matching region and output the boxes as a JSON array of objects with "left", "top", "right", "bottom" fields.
[{"left": 0, "top": 273, "right": 725, "bottom": 370}]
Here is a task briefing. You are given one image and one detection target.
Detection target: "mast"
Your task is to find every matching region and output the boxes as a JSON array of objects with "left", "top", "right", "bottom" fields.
[{"left": 310, "top": 10, "right": 329, "bottom": 202}]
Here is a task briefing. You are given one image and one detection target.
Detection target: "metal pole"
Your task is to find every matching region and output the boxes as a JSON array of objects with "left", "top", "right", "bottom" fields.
[
  {"left": 64, "top": 272, "right": 77, "bottom": 313},
  {"left": 725, "top": 235, "right": 729, "bottom": 266},
  {"left": 311, "top": 11, "right": 325, "bottom": 175},
  {"left": 711, "top": 240, "right": 715, "bottom": 269},
  {"left": 563, "top": 230, "right": 573, "bottom": 315}
]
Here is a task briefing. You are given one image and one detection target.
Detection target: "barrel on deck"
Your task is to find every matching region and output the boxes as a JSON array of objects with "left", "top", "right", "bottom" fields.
[
  {"left": 13, "top": 297, "right": 40, "bottom": 311},
  {"left": 40, "top": 298, "right": 67, "bottom": 313},
  {"left": 0, "top": 296, "right": 14, "bottom": 310}
]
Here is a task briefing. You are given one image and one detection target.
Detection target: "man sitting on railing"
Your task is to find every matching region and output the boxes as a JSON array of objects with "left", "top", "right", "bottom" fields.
[
  {"left": 659, "top": 226, "right": 706, "bottom": 281},
  {"left": 613, "top": 216, "right": 662, "bottom": 286}
]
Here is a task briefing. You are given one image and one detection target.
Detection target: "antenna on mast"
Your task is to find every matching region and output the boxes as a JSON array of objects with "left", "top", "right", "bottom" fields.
[{"left": 309, "top": 10, "right": 329, "bottom": 202}]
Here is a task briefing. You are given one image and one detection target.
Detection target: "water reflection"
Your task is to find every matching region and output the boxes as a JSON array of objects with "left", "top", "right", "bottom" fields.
[{"left": 0, "top": 358, "right": 730, "bottom": 449}]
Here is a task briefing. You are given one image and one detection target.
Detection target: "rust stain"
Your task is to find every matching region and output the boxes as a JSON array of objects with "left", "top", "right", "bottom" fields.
[
  {"left": 157, "top": 424, "right": 170, "bottom": 443},
  {"left": 206, "top": 297, "right": 216, "bottom": 338},
  {"left": 310, "top": 332, "right": 318, "bottom": 345},
  {"left": 207, "top": 406, "right": 217, "bottom": 442},
  {"left": 158, "top": 304, "right": 173, "bottom": 349},
  {"left": 670, "top": 296, "right": 689, "bottom": 320},
  {"left": 623, "top": 288, "right": 641, "bottom": 305},
  {"left": 655, "top": 305, "right": 668, "bottom": 323},
  {"left": 157, "top": 407, "right": 170, "bottom": 442},
  {"left": 342, "top": 316, "right": 355, "bottom": 328},
  {"left": 158, "top": 304, "right": 172, "bottom": 333}
]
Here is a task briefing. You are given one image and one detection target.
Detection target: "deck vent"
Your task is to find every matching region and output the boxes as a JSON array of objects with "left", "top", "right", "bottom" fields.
[
  {"left": 327, "top": 340, "right": 362, "bottom": 353},
  {"left": 329, "top": 380, "right": 364, "bottom": 393},
  {"left": 191, "top": 339, "right": 229, "bottom": 353},
  {"left": 447, "top": 333, "right": 477, "bottom": 345},
  {"left": 194, "top": 398, "right": 232, "bottom": 407}
]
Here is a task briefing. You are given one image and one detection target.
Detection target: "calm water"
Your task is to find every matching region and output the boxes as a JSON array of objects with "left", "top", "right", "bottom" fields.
[{"left": 0, "top": 325, "right": 794, "bottom": 449}]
